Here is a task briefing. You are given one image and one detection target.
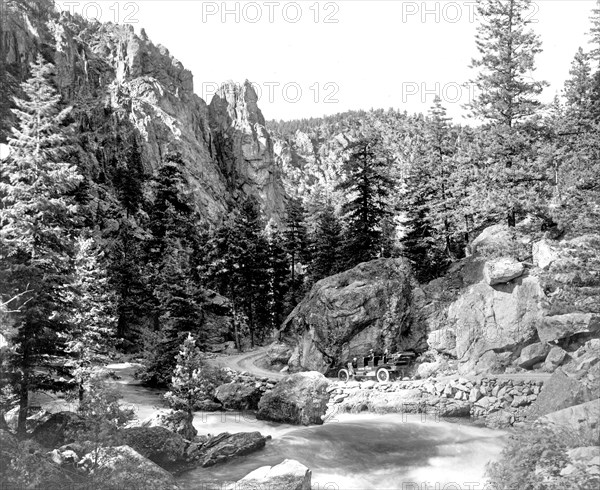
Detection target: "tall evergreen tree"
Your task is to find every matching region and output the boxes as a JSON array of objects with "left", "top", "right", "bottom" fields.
[
  {"left": 309, "top": 203, "right": 342, "bottom": 283},
  {"left": 283, "top": 198, "right": 308, "bottom": 306},
  {"left": 336, "top": 134, "right": 395, "bottom": 267},
  {"left": 0, "top": 55, "right": 82, "bottom": 434},
  {"left": 467, "top": 0, "right": 548, "bottom": 227}
]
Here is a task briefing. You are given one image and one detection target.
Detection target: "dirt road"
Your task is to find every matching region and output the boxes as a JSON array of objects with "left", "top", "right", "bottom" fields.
[{"left": 208, "top": 347, "right": 286, "bottom": 380}]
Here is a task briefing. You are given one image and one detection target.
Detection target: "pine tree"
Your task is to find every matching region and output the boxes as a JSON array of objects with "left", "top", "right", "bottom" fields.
[
  {"left": 336, "top": 134, "right": 395, "bottom": 268},
  {"left": 265, "top": 220, "right": 289, "bottom": 329},
  {"left": 0, "top": 55, "right": 82, "bottom": 434},
  {"left": 283, "top": 198, "right": 308, "bottom": 306},
  {"left": 309, "top": 203, "right": 342, "bottom": 283},
  {"left": 66, "top": 236, "right": 117, "bottom": 402},
  {"left": 467, "top": 0, "right": 549, "bottom": 227},
  {"left": 164, "top": 334, "right": 205, "bottom": 417}
]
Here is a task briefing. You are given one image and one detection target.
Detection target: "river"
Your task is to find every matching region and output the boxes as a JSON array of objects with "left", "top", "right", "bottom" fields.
[{"left": 109, "top": 363, "right": 507, "bottom": 490}]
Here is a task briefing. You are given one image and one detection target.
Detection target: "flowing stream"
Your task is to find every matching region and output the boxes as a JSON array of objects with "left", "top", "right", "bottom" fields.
[{"left": 109, "top": 363, "right": 507, "bottom": 490}]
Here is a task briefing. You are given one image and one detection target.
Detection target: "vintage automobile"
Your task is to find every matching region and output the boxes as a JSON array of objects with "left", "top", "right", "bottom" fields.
[{"left": 337, "top": 350, "right": 416, "bottom": 382}]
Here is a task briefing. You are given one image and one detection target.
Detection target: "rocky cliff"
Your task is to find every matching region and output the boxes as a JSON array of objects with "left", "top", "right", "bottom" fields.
[{"left": 1, "top": 0, "right": 285, "bottom": 223}]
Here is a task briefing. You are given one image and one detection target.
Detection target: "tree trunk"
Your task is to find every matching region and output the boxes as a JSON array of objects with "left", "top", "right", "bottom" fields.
[{"left": 17, "top": 365, "right": 29, "bottom": 436}]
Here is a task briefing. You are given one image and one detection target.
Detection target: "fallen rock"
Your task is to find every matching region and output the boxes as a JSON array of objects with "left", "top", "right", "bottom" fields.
[
  {"left": 121, "top": 426, "right": 186, "bottom": 467},
  {"left": 529, "top": 370, "right": 593, "bottom": 417},
  {"left": 199, "top": 431, "right": 267, "bottom": 467},
  {"left": 537, "top": 399, "right": 600, "bottom": 438},
  {"left": 215, "top": 382, "right": 262, "bottom": 411},
  {"left": 543, "top": 346, "right": 568, "bottom": 372},
  {"left": 141, "top": 410, "right": 197, "bottom": 440},
  {"left": 257, "top": 372, "right": 330, "bottom": 425},
  {"left": 537, "top": 313, "right": 600, "bottom": 343},
  {"left": 31, "top": 411, "right": 86, "bottom": 448},
  {"left": 280, "top": 258, "right": 415, "bottom": 373},
  {"left": 79, "top": 445, "right": 179, "bottom": 489},
  {"left": 484, "top": 257, "right": 525, "bottom": 286},
  {"left": 236, "top": 458, "right": 311, "bottom": 490},
  {"left": 518, "top": 342, "right": 550, "bottom": 369}
]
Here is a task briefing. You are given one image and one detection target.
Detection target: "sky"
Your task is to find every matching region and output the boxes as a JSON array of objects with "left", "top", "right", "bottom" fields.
[{"left": 53, "top": 0, "right": 598, "bottom": 123}]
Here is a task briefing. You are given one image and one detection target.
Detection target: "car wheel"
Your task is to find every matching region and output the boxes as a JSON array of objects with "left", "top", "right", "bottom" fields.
[
  {"left": 376, "top": 368, "right": 390, "bottom": 382},
  {"left": 338, "top": 369, "right": 350, "bottom": 382}
]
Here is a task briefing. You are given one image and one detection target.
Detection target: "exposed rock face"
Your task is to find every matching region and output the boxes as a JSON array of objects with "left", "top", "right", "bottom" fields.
[
  {"left": 543, "top": 346, "right": 568, "bottom": 372},
  {"left": 537, "top": 399, "right": 600, "bottom": 438},
  {"left": 121, "top": 427, "right": 187, "bottom": 467},
  {"left": 280, "top": 258, "right": 416, "bottom": 373},
  {"left": 532, "top": 240, "right": 559, "bottom": 269},
  {"left": 78, "top": 445, "right": 179, "bottom": 489},
  {"left": 209, "top": 81, "right": 286, "bottom": 220},
  {"left": 257, "top": 372, "right": 330, "bottom": 425},
  {"left": 2, "top": 2, "right": 285, "bottom": 224},
  {"left": 529, "top": 370, "right": 594, "bottom": 417},
  {"left": 215, "top": 382, "right": 263, "bottom": 411},
  {"left": 449, "top": 276, "right": 544, "bottom": 374},
  {"left": 483, "top": 257, "right": 525, "bottom": 285},
  {"left": 141, "top": 410, "right": 197, "bottom": 441},
  {"left": 427, "top": 327, "right": 456, "bottom": 356},
  {"left": 236, "top": 459, "right": 312, "bottom": 490},
  {"left": 537, "top": 313, "right": 600, "bottom": 343}
]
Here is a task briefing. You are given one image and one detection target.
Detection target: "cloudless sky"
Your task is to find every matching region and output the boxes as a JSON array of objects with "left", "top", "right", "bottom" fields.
[{"left": 56, "top": 0, "right": 597, "bottom": 123}]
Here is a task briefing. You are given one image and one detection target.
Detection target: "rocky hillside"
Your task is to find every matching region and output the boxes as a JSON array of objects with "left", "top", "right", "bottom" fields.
[
  {"left": 1, "top": 0, "right": 286, "bottom": 223},
  {"left": 277, "top": 221, "right": 599, "bottom": 383}
]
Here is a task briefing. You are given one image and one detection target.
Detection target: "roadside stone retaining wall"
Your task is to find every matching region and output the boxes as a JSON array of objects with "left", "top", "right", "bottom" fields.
[{"left": 325, "top": 377, "right": 545, "bottom": 427}]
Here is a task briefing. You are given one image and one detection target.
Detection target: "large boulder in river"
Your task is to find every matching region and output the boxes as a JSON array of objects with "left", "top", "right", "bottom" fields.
[
  {"left": 197, "top": 431, "right": 267, "bottom": 467},
  {"left": 121, "top": 426, "right": 187, "bottom": 467},
  {"left": 215, "top": 382, "right": 263, "bottom": 410},
  {"left": 236, "top": 459, "right": 312, "bottom": 490},
  {"left": 279, "top": 258, "right": 416, "bottom": 373},
  {"left": 78, "top": 445, "right": 179, "bottom": 489},
  {"left": 257, "top": 372, "right": 330, "bottom": 425},
  {"left": 141, "top": 410, "right": 197, "bottom": 440}
]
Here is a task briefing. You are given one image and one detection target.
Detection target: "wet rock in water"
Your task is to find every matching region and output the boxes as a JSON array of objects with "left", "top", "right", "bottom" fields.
[
  {"left": 257, "top": 372, "right": 330, "bottom": 425},
  {"left": 199, "top": 431, "right": 267, "bottom": 467},
  {"left": 236, "top": 458, "right": 312, "bottom": 490},
  {"left": 215, "top": 382, "right": 263, "bottom": 411},
  {"left": 141, "top": 410, "right": 197, "bottom": 440},
  {"left": 78, "top": 445, "right": 180, "bottom": 489},
  {"left": 121, "top": 426, "right": 187, "bottom": 467}
]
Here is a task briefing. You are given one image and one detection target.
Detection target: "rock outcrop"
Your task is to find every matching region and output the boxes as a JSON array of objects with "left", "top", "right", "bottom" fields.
[
  {"left": 141, "top": 410, "right": 197, "bottom": 441},
  {"left": 537, "top": 398, "right": 600, "bottom": 437},
  {"left": 236, "top": 459, "right": 312, "bottom": 490},
  {"left": 215, "top": 382, "right": 263, "bottom": 411},
  {"left": 121, "top": 427, "right": 187, "bottom": 467},
  {"left": 279, "top": 258, "right": 417, "bottom": 373},
  {"left": 78, "top": 445, "right": 179, "bottom": 490},
  {"left": 257, "top": 372, "right": 330, "bottom": 425}
]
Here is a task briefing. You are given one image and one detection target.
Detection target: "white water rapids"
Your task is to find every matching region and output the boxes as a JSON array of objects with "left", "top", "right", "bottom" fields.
[{"left": 109, "top": 363, "right": 507, "bottom": 490}]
